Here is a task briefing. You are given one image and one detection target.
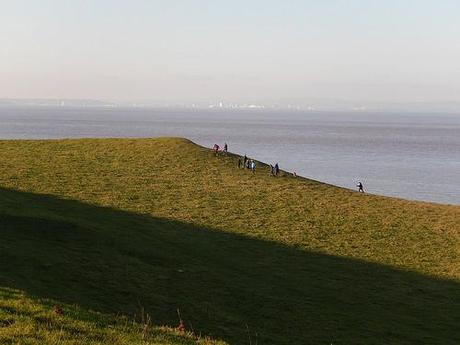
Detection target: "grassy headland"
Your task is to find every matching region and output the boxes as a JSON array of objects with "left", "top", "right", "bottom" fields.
[{"left": 0, "top": 138, "right": 459, "bottom": 344}]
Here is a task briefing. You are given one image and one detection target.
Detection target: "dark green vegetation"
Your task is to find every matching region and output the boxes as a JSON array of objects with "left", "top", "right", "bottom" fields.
[{"left": 1, "top": 138, "right": 459, "bottom": 344}]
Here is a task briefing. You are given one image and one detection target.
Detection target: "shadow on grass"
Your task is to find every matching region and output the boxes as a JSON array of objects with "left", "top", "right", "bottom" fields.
[{"left": 0, "top": 187, "right": 459, "bottom": 344}]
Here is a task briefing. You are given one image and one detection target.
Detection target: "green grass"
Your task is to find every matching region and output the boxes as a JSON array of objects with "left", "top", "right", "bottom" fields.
[
  {"left": 0, "top": 137, "right": 459, "bottom": 344},
  {"left": 0, "top": 287, "right": 222, "bottom": 345}
]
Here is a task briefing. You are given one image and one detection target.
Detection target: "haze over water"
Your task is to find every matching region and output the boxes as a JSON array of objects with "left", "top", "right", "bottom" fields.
[{"left": 1, "top": 107, "right": 459, "bottom": 205}]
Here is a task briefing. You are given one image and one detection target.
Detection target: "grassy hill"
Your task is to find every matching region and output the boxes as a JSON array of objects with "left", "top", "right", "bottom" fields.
[{"left": 0, "top": 137, "right": 459, "bottom": 344}]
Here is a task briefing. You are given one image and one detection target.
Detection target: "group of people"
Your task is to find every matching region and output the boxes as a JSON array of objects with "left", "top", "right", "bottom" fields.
[
  {"left": 213, "top": 142, "right": 228, "bottom": 155},
  {"left": 237, "top": 155, "right": 257, "bottom": 173},
  {"left": 269, "top": 163, "right": 280, "bottom": 176},
  {"left": 236, "top": 154, "right": 280, "bottom": 176},
  {"left": 212, "top": 142, "right": 365, "bottom": 193}
]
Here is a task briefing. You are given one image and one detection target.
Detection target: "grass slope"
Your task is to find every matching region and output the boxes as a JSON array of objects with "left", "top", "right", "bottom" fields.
[
  {"left": 0, "top": 288, "right": 222, "bottom": 345},
  {"left": 0, "top": 137, "right": 459, "bottom": 344}
]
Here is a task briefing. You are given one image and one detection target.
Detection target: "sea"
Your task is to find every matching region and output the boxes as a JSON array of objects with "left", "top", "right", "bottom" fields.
[{"left": 0, "top": 106, "right": 459, "bottom": 205}]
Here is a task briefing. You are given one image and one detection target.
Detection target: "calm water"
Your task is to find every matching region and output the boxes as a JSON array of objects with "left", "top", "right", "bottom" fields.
[{"left": 1, "top": 107, "right": 459, "bottom": 205}]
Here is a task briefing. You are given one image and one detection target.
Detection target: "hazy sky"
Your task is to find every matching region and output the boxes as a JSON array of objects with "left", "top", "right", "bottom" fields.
[{"left": 1, "top": 1, "right": 460, "bottom": 105}]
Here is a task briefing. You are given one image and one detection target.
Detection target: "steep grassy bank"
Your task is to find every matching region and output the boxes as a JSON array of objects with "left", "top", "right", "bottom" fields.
[{"left": 1, "top": 138, "right": 459, "bottom": 344}]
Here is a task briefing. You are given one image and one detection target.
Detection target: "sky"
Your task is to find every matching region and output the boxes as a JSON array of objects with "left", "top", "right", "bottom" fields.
[{"left": 1, "top": 0, "right": 460, "bottom": 107}]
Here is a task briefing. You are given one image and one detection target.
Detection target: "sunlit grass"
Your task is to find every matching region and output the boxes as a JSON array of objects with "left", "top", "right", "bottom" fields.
[{"left": 0, "top": 288, "right": 224, "bottom": 345}]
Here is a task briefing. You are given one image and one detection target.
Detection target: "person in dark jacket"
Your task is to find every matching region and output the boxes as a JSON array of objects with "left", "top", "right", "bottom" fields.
[{"left": 213, "top": 144, "right": 220, "bottom": 155}]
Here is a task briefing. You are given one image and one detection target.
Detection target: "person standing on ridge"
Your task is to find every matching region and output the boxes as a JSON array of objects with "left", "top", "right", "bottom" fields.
[
  {"left": 223, "top": 143, "right": 228, "bottom": 155},
  {"left": 274, "top": 163, "right": 279, "bottom": 176},
  {"left": 251, "top": 160, "right": 256, "bottom": 173},
  {"left": 357, "top": 181, "right": 364, "bottom": 193},
  {"left": 213, "top": 144, "right": 220, "bottom": 155},
  {"left": 243, "top": 155, "right": 248, "bottom": 168}
]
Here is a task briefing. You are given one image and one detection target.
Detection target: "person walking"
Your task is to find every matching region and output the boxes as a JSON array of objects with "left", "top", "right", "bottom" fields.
[
  {"left": 357, "top": 181, "right": 364, "bottom": 193},
  {"left": 250, "top": 160, "right": 256, "bottom": 173},
  {"left": 223, "top": 143, "right": 228, "bottom": 155},
  {"left": 243, "top": 155, "right": 248, "bottom": 168},
  {"left": 269, "top": 164, "right": 274, "bottom": 176},
  {"left": 213, "top": 144, "right": 220, "bottom": 155},
  {"left": 274, "top": 163, "right": 279, "bottom": 176}
]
